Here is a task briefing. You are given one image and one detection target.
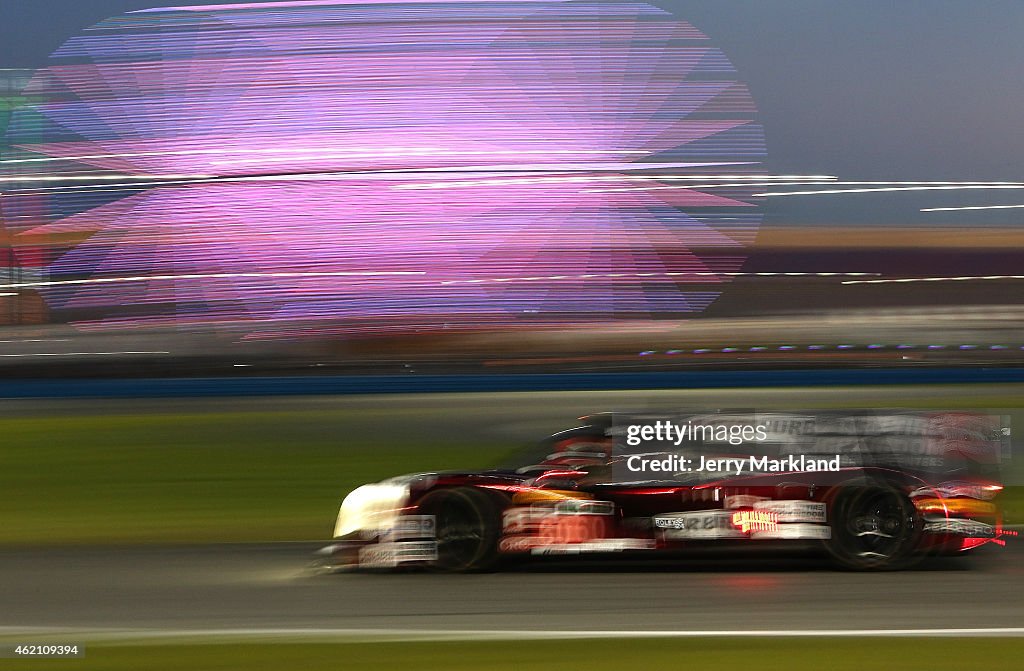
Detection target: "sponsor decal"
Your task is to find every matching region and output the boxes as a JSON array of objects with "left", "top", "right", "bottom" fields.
[
  {"left": 751, "top": 524, "right": 831, "bottom": 540},
  {"left": 653, "top": 511, "right": 745, "bottom": 539},
  {"left": 382, "top": 515, "right": 435, "bottom": 541},
  {"left": 554, "top": 499, "right": 615, "bottom": 516},
  {"left": 731, "top": 510, "right": 779, "bottom": 533},
  {"left": 499, "top": 500, "right": 650, "bottom": 553},
  {"left": 923, "top": 519, "right": 997, "bottom": 538},
  {"left": 358, "top": 541, "right": 437, "bottom": 568},
  {"left": 655, "top": 507, "right": 828, "bottom": 540},
  {"left": 499, "top": 535, "right": 540, "bottom": 553},
  {"left": 539, "top": 515, "right": 607, "bottom": 544},
  {"left": 753, "top": 500, "right": 827, "bottom": 523},
  {"left": 358, "top": 543, "right": 397, "bottom": 568}
]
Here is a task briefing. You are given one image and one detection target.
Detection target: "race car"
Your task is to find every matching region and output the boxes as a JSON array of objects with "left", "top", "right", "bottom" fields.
[{"left": 318, "top": 410, "right": 1010, "bottom": 572}]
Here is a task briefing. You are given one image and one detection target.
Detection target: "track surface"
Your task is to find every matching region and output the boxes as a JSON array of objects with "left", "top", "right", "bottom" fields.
[{"left": 0, "top": 542, "right": 1020, "bottom": 633}]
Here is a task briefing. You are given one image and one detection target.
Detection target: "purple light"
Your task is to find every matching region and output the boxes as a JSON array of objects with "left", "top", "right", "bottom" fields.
[
  {"left": 3, "top": 0, "right": 766, "bottom": 337},
  {"left": 131, "top": 0, "right": 537, "bottom": 12}
]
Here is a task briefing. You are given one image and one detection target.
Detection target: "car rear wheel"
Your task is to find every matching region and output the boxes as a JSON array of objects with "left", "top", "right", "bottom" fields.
[
  {"left": 417, "top": 487, "right": 503, "bottom": 572},
  {"left": 826, "top": 485, "right": 921, "bottom": 570}
]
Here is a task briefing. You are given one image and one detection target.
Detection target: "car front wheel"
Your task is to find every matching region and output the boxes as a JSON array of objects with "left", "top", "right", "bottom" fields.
[{"left": 417, "top": 487, "right": 503, "bottom": 572}]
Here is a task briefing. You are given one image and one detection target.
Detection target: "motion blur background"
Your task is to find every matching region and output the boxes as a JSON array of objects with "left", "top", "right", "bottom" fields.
[{"left": 0, "top": 1, "right": 1023, "bottom": 669}]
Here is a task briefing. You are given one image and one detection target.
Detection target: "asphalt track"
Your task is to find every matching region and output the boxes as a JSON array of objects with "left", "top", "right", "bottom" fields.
[{"left": 0, "top": 542, "right": 1021, "bottom": 635}]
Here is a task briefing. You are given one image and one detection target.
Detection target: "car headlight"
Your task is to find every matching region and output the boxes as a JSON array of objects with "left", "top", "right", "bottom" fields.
[{"left": 334, "top": 483, "right": 410, "bottom": 538}]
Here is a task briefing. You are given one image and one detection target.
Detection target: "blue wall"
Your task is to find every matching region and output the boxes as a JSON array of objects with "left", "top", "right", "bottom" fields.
[{"left": 2, "top": 367, "right": 1024, "bottom": 398}]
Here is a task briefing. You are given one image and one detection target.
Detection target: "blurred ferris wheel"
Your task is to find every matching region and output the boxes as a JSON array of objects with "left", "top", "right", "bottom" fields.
[{"left": 1, "top": 0, "right": 769, "bottom": 338}]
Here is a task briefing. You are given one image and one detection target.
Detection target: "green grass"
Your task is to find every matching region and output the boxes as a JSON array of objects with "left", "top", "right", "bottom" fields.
[
  {"left": 0, "top": 410, "right": 510, "bottom": 545},
  {"left": 2, "top": 638, "right": 1023, "bottom": 671},
  {"left": 998, "top": 487, "right": 1023, "bottom": 524}
]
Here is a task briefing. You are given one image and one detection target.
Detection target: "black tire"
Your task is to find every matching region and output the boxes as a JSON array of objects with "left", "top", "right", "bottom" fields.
[
  {"left": 416, "top": 487, "right": 503, "bottom": 572},
  {"left": 825, "top": 485, "right": 921, "bottom": 570}
]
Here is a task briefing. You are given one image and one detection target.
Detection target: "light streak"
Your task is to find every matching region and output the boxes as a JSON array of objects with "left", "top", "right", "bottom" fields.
[
  {"left": 131, "top": 0, "right": 574, "bottom": 13},
  {"left": 583, "top": 181, "right": 830, "bottom": 194},
  {"left": 440, "top": 271, "right": 877, "bottom": 285},
  {"left": 0, "top": 271, "right": 425, "bottom": 291},
  {"left": 0, "top": 174, "right": 215, "bottom": 182},
  {"left": 843, "top": 275, "right": 1024, "bottom": 285},
  {"left": 588, "top": 180, "right": 1006, "bottom": 194},
  {"left": 0, "top": 169, "right": 790, "bottom": 197},
  {"left": 0, "top": 351, "right": 170, "bottom": 358},
  {"left": 0, "top": 148, "right": 651, "bottom": 165},
  {"left": 922, "top": 204, "right": 1024, "bottom": 212},
  {"left": 755, "top": 183, "right": 1024, "bottom": 196},
  {"left": 393, "top": 173, "right": 821, "bottom": 191}
]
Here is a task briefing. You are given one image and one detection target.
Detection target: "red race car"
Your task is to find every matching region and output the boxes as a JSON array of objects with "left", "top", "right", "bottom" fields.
[{"left": 318, "top": 411, "right": 1010, "bottom": 572}]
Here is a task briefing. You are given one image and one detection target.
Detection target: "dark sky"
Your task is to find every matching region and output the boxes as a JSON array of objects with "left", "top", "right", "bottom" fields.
[{"left": 3, "top": 0, "right": 1024, "bottom": 226}]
